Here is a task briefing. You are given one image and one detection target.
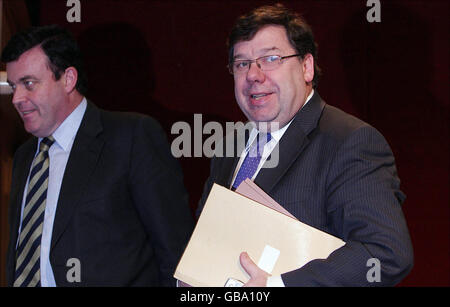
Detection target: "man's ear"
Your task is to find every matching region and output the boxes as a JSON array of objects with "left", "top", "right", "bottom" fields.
[
  {"left": 302, "top": 53, "right": 314, "bottom": 83},
  {"left": 63, "top": 66, "right": 78, "bottom": 93}
]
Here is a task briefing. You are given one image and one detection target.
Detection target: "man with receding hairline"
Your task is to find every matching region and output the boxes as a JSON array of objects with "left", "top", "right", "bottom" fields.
[
  {"left": 197, "top": 4, "right": 413, "bottom": 287},
  {"left": 3, "top": 25, "right": 194, "bottom": 287}
]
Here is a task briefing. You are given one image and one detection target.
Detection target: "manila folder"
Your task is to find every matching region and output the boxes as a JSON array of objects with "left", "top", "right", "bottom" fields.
[{"left": 174, "top": 183, "right": 345, "bottom": 287}]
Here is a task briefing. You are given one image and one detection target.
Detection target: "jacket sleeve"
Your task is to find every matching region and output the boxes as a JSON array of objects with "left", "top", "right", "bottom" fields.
[
  {"left": 128, "top": 116, "right": 195, "bottom": 286},
  {"left": 282, "top": 125, "right": 413, "bottom": 286}
]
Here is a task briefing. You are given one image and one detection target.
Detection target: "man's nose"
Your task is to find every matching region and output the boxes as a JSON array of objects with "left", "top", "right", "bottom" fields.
[
  {"left": 246, "top": 61, "right": 266, "bottom": 83},
  {"left": 11, "top": 86, "right": 25, "bottom": 105}
]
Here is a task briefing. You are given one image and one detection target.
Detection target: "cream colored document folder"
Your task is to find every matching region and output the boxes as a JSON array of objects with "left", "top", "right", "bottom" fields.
[
  {"left": 174, "top": 183, "right": 345, "bottom": 287},
  {"left": 235, "top": 178, "right": 297, "bottom": 220}
]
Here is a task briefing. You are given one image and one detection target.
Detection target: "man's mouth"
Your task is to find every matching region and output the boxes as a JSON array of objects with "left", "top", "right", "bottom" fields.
[
  {"left": 20, "top": 109, "right": 37, "bottom": 118},
  {"left": 251, "top": 93, "right": 270, "bottom": 99},
  {"left": 249, "top": 92, "right": 273, "bottom": 106}
]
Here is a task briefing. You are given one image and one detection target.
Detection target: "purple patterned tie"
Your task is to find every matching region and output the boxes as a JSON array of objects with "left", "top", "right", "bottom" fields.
[{"left": 232, "top": 132, "right": 272, "bottom": 190}]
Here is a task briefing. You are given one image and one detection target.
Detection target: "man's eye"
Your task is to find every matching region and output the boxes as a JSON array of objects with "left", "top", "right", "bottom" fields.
[
  {"left": 24, "top": 81, "right": 35, "bottom": 90},
  {"left": 235, "top": 61, "right": 249, "bottom": 69},
  {"left": 265, "top": 55, "right": 280, "bottom": 63}
]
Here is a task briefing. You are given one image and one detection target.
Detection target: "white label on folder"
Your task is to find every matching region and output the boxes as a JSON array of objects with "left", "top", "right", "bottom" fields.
[{"left": 257, "top": 245, "right": 280, "bottom": 274}]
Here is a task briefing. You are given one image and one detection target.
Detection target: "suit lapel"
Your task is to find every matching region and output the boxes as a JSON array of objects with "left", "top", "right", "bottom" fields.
[
  {"left": 51, "top": 102, "right": 104, "bottom": 250},
  {"left": 217, "top": 156, "right": 239, "bottom": 188},
  {"left": 255, "top": 92, "right": 325, "bottom": 194},
  {"left": 216, "top": 125, "right": 251, "bottom": 188}
]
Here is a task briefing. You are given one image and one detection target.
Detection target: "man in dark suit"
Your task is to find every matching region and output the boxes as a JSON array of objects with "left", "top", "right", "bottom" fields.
[
  {"left": 2, "top": 25, "right": 194, "bottom": 286},
  {"left": 197, "top": 4, "right": 413, "bottom": 286}
]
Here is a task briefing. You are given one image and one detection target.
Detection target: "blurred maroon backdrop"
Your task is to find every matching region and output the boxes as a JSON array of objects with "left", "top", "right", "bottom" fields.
[{"left": 33, "top": 0, "right": 448, "bottom": 286}]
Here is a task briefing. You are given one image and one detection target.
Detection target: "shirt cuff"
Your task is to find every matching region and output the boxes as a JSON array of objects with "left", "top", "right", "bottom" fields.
[{"left": 266, "top": 275, "right": 285, "bottom": 287}]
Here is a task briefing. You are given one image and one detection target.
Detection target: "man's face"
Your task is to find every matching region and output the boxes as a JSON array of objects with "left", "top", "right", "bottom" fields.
[
  {"left": 232, "top": 25, "right": 314, "bottom": 129},
  {"left": 7, "top": 46, "right": 68, "bottom": 137}
]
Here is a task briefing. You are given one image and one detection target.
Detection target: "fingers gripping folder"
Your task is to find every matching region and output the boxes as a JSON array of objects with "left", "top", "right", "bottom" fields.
[{"left": 174, "top": 180, "right": 345, "bottom": 287}]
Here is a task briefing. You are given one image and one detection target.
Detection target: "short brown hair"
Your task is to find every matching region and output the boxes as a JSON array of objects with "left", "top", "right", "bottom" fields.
[{"left": 228, "top": 3, "right": 321, "bottom": 88}]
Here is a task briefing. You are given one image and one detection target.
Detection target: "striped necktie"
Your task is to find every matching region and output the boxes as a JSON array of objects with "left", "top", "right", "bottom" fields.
[
  {"left": 232, "top": 132, "right": 272, "bottom": 190},
  {"left": 14, "top": 136, "right": 55, "bottom": 287}
]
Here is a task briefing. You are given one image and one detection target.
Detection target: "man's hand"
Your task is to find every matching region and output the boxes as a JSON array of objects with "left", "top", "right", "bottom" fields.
[{"left": 240, "top": 252, "right": 270, "bottom": 287}]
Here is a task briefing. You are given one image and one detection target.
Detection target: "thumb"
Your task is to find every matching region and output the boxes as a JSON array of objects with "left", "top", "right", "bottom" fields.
[{"left": 239, "top": 252, "right": 259, "bottom": 278}]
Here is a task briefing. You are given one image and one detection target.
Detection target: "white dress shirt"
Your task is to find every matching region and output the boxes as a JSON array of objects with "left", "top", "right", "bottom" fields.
[
  {"left": 230, "top": 90, "right": 314, "bottom": 287},
  {"left": 17, "top": 98, "right": 87, "bottom": 287}
]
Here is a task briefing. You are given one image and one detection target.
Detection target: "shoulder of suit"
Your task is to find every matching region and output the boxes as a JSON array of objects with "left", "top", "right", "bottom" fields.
[
  {"left": 96, "top": 107, "right": 162, "bottom": 131},
  {"left": 318, "top": 104, "right": 381, "bottom": 141}
]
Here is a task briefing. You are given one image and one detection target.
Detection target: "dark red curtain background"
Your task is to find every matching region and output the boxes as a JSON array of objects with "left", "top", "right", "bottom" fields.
[{"left": 32, "top": 0, "right": 448, "bottom": 286}]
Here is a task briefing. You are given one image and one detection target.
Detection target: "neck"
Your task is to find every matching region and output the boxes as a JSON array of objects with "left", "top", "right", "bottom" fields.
[{"left": 47, "top": 92, "right": 84, "bottom": 137}]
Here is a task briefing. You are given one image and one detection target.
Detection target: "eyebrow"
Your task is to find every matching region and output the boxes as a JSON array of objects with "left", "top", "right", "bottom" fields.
[
  {"left": 19, "top": 75, "right": 38, "bottom": 82},
  {"left": 233, "top": 47, "right": 281, "bottom": 61}
]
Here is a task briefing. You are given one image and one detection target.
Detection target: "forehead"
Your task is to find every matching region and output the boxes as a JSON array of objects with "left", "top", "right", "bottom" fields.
[
  {"left": 233, "top": 25, "right": 295, "bottom": 59},
  {"left": 6, "top": 46, "right": 51, "bottom": 81}
]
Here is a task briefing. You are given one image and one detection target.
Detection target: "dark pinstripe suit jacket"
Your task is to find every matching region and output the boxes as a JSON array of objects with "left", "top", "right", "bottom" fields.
[
  {"left": 197, "top": 92, "right": 413, "bottom": 286},
  {"left": 7, "top": 102, "right": 194, "bottom": 286}
]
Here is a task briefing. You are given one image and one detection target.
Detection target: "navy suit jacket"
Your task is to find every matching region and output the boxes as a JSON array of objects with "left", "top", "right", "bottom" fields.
[
  {"left": 6, "top": 102, "right": 194, "bottom": 286},
  {"left": 197, "top": 92, "right": 413, "bottom": 286}
]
